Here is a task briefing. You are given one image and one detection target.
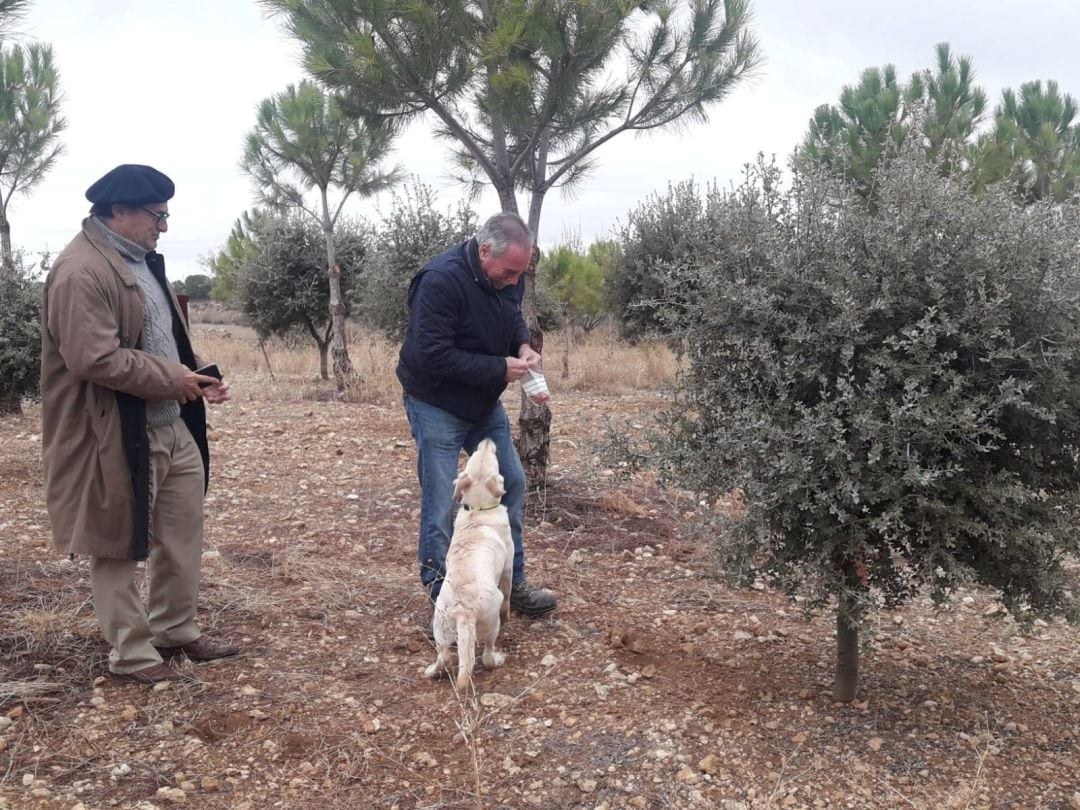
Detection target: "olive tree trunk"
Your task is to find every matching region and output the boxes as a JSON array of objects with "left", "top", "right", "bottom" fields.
[
  {"left": 833, "top": 595, "right": 859, "bottom": 702},
  {"left": 320, "top": 190, "right": 354, "bottom": 394},
  {"left": 833, "top": 556, "right": 865, "bottom": 702},
  {"left": 304, "top": 319, "right": 332, "bottom": 381}
]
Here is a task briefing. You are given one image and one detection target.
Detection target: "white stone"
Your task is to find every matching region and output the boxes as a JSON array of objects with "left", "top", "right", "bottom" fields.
[
  {"left": 156, "top": 786, "right": 187, "bottom": 803},
  {"left": 479, "top": 693, "right": 514, "bottom": 709}
]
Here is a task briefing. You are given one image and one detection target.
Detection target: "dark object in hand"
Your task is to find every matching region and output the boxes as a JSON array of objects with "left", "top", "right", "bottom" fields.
[{"left": 195, "top": 363, "right": 222, "bottom": 387}]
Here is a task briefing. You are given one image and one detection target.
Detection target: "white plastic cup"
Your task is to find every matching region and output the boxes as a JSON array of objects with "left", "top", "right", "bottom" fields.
[{"left": 521, "top": 368, "right": 549, "bottom": 402}]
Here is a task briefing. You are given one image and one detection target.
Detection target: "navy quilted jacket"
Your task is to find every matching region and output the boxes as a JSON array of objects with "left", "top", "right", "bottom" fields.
[{"left": 397, "top": 238, "right": 530, "bottom": 422}]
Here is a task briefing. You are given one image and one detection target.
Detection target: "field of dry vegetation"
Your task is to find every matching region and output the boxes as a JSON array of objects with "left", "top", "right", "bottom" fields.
[{"left": 0, "top": 313, "right": 1077, "bottom": 810}]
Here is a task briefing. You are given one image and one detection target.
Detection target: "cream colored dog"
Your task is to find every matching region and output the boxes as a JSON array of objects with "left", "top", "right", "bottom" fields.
[{"left": 425, "top": 438, "right": 513, "bottom": 690}]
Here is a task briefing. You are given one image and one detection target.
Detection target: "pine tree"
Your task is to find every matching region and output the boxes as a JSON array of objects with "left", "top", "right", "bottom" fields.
[
  {"left": 971, "top": 80, "right": 1079, "bottom": 202},
  {"left": 262, "top": 0, "right": 760, "bottom": 484},
  {"left": 801, "top": 43, "right": 986, "bottom": 203},
  {"left": 242, "top": 80, "right": 402, "bottom": 393},
  {"left": 0, "top": 42, "right": 65, "bottom": 274}
]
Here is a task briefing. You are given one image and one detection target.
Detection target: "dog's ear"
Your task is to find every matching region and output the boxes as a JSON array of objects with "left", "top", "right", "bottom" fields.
[
  {"left": 485, "top": 473, "right": 505, "bottom": 500},
  {"left": 453, "top": 472, "right": 472, "bottom": 502}
]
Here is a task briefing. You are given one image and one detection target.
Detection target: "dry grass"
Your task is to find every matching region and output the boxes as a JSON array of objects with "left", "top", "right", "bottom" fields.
[
  {"left": 190, "top": 320, "right": 677, "bottom": 407},
  {"left": 186, "top": 302, "right": 247, "bottom": 326},
  {"left": 543, "top": 325, "right": 678, "bottom": 396}
]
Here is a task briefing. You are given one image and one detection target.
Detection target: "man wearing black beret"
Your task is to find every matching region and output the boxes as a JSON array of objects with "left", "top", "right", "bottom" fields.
[{"left": 40, "top": 164, "right": 240, "bottom": 684}]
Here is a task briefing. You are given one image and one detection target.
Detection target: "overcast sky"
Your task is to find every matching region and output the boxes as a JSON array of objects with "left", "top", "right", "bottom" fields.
[{"left": 12, "top": 0, "right": 1080, "bottom": 280}]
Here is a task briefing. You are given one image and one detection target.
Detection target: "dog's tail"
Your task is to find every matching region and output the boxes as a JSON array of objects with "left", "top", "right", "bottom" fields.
[{"left": 454, "top": 609, "right": 476, "bottom": 692}]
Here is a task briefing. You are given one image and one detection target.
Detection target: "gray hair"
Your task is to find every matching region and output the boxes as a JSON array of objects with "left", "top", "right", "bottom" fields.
[{"left": 476, "top": 212, "right": 533, "bottom": 256}]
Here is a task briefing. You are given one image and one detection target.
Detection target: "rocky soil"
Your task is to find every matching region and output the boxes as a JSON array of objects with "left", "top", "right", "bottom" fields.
[{"left": 1, "top": 387, "right": 1078, "bottom": 809}]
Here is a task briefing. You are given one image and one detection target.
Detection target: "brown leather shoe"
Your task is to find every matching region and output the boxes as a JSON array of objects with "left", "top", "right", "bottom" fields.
[
  {"left": 110, "top": 662, "right": 183, "bottom": 685},
  {"left": 155, "top": 635, "right": 240, "bottom": 661}
]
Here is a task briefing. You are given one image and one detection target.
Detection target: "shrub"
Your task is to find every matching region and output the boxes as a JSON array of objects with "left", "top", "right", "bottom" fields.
[
  {"left": 353, "top": 181, "right": 475, "bottom": 340},
  {"left": 239, "top": 213, "right": 368, "bottom": 379},
  {"left": 182, "top": 274, "right": 212, "bottom": 300},
  {"left": 651, "top": 150, "right": 1080, "bottom": 699},
  {"left": 0, "top": 263, "right": 42, "bottom": 414},
  {"left": 607, "top": 179, "right": 714, "bottom": 341}
]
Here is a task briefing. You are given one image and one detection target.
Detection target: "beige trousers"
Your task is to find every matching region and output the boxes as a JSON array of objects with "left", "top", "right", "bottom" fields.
[{"left": 90, "top": 420, "right": 205, "bottom": 674}]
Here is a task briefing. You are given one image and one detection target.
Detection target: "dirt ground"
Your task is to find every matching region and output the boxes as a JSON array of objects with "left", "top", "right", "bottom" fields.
[{"left": 1, "top": 382, "right": 1078, "bottom": 809}]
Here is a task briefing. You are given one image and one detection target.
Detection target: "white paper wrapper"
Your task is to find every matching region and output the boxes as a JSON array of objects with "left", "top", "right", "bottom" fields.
[{"left": 521, "top": 368, "right": 549, "bottom": 401}]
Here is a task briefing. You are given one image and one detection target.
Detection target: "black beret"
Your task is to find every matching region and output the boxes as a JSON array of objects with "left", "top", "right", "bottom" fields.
[{"left": 85, "top": 164, "right": 175, "bottom": 206}]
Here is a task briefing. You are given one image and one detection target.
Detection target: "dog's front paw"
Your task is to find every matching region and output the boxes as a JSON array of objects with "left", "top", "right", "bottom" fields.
[
  {"left": 424, "top": 662, "right": 441, "bottom": 679},
  {"left": 482, "top": 650, "right": 506, "bottom": 669}
]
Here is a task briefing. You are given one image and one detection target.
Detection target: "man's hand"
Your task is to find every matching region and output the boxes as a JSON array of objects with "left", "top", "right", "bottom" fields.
[
  {"left": 505, "top": 356, "right": 533, "bottom": 382},
  {"left": 179, "top": 369, "right": 231, "bottom": 404},
  {"left": 515, "top": 344, "right": 551, "bottom": 404},
  {"left": 202, "top": 378, "right": 231, "bottom": 405},
  {"left": 518, "top": 343, "right": 542, "bottom": 368}
]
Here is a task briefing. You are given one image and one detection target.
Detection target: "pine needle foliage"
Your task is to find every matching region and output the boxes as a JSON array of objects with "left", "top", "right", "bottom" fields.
[
  {"left": 261, "top": 0, "right": 760, "bottom": 219},
  {"left": 0, "top": 42, "right": 65, "bottom": 273}
]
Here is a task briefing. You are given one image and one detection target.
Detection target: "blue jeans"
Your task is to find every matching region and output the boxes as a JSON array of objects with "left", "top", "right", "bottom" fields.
[{"left": 403, "top": 395, "right": 526, "bottom": 599}]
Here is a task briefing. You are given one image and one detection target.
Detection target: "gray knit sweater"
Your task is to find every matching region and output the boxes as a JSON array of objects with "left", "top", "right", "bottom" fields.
[{"left": 91, "top": 217, "right": 181, "bottom": 427}]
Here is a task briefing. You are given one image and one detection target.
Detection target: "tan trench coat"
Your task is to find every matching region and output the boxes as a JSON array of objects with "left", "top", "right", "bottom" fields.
[{"left": 41, "top": 218, "right": 209, "bottom": 560}]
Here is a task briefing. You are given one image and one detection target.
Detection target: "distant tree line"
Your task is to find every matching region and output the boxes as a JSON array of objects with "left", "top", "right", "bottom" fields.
[
  {"left": 170, "top": 274, "right": 212, "bottom": 300},
  {"left": 802, "top": 42, "right": 1079, "bottom": 205}
]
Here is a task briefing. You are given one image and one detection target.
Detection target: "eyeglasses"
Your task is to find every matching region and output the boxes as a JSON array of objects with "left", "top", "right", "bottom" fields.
[{"left": 140, "top": 207, "right": 170, "bottom": 225}]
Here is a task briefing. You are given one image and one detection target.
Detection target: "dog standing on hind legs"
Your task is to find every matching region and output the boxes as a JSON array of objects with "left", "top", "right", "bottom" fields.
[{"left": 425, "top": 439, "right": 513, "bottom": 690}]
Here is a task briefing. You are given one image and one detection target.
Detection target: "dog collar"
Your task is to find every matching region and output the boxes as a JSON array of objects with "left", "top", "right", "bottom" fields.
[{"left": 463, "top": 502, "right": 502, "bottom": 511}]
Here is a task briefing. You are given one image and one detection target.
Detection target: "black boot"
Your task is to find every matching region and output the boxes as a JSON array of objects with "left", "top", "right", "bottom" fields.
[{"left": 510, "top": 580, "right": 557, "bottom": 617}]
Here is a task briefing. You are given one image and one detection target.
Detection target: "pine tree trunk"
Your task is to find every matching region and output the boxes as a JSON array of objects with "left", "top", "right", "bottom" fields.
[
  {"left": 495, "top": 183, "right": 518, "bottom": 215},
  {"left": 833, "top": 591, "right": 859, "bottom": 702},
  {"left": 561, "top": 308, "right": 571, "bottom": 380},
  {"left": 0, "top": 212, "right": 13, "bottom": 276},
  {"left": 516, "top": 245, "right": 550, "bottom": 490},
  {"left": 327, "top": 260, "right": 353, "bottom": 391},
  {"left": 517, "top": 386, "right": 551, "bottom": 490}
]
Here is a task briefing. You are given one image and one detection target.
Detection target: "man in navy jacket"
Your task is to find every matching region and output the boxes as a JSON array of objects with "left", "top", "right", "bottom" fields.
[{"left": 397, "top": 212, "right": 557, "bottom": 617}]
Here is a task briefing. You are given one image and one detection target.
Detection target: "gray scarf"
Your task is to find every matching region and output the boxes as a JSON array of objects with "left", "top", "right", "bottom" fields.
[{"left": 91, "top": 217, "right": 181, "bottom": 427}]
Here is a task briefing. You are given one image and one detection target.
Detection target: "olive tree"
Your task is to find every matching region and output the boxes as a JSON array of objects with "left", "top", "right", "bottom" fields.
[
  {"left": 352, "top": 181, "right": 474, "bottom": 341},
  {"left": 239, "top": 213, "right": 368, "bottom": 379},
  {"left": 607, "top": 178, "right": 719, "bottom": 341},
  {"left": 648, "top": 152, "right": 1080, "bottom": 701}
]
